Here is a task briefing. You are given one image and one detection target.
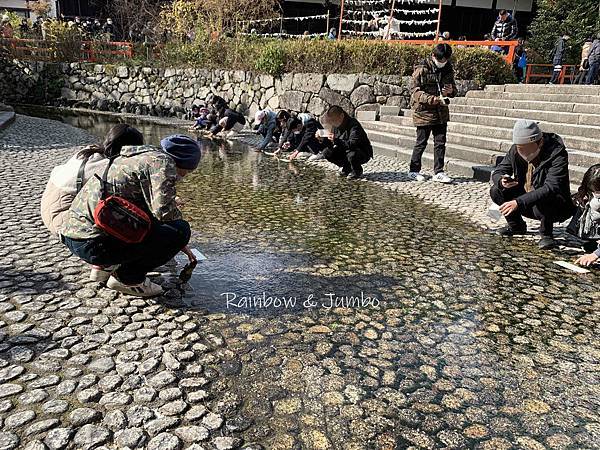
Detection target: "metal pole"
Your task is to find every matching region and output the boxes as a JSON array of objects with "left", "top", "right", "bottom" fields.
[
  {"left": 280, "top": 14, "right": 283, "bottom": 35},
  {"left": 435, "top": 0, "right": 442, "bottom": 41},
  {"left": 385, "top": 0, "right": 397, "bottom": 40},
  {"left": 326, "top": 8, "right": 330, "bottom": 34},
  {"left": 338, "top": 0, "right": 345, "bottom": 40}
]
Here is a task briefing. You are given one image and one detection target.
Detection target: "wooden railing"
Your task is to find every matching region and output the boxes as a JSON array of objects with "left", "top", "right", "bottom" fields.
[
  {"left": 525, "top": 64, "right": 578, "bottom": 84},
  {"left": 0, "top": 38, "right": 133, "bottom": 63},
  {"left": 385, "top": 39, "right": 519, "bottom": 65}
]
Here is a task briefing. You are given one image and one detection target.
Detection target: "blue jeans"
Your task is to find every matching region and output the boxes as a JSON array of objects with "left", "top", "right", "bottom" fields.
[
  {"left": 586, "top": 62, "right": 599, "bottom": 84},
  {"left": 64, "top": 220, "right": 191, "bottom": 284}
]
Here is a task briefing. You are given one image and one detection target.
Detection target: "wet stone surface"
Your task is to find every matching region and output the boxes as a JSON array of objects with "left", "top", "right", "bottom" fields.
[{"left": 0, "top": 113, "right": 599, "bottom": 449}]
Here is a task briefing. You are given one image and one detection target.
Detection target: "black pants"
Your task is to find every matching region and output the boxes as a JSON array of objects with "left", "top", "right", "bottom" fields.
[
  {"left": 64, "top": 219, "right": 191, "bottom": 284},
  {"left": 410, "top": 124, "right": 447, "bottom": 174},
  {"left": 490, "top": 186, "right": 573, "bottom": 237},
  {"left": 323, "top": 146, "right": 370, "bottom": 174}
]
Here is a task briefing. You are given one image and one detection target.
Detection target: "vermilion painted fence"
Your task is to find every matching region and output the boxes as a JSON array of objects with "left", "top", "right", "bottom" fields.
[
  {"left": 525, "top": 64, "right": 578, "bottom": 84},
  {"left": 0, "top": 38, "right": 133, "bottom": 63}
]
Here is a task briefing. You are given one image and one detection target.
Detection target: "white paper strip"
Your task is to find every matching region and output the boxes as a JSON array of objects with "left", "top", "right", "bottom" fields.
[{"left": 553, "top": 261, "right": 590, "bottom": 274}]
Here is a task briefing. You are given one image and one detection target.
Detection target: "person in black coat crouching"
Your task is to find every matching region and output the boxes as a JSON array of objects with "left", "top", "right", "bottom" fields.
[
  {"left": 319, "top": 106, "right": 373, "bottom": 180},
  {"left": 490, "top": 119, "right": 574, "bottom": 250}
]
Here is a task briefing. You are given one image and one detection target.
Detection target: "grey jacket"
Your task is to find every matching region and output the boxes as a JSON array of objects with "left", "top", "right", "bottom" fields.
[{"left": 588, "top": 39, "right": 600, "bottom": 65}]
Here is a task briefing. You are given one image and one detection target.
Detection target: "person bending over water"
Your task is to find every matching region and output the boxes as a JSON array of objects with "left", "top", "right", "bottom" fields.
[
  {"left": 569, "top": 164, "right": 600, "bottom": 266},
  {"left": 61, "top": 134, "right": 201, "bottom": 297},
  {"left": 319, "top": 106, "right": 373, "bottom": 180},
  {"left": 490, "top": 119, "right": 574, "bottom": 250}
]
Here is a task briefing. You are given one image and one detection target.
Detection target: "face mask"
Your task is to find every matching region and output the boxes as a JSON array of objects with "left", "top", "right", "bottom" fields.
[
  {"left": 433, "top": 57, "right": 447, "bottom": 69},
  {"left": 294, "top": 131, "right": 302, "bottom": 135}
]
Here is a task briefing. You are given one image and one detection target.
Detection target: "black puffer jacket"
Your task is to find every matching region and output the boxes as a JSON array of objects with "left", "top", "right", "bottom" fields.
[
  {"left": 492, "top": 133, "right": 573, "bottom": 213},
  {"left": 491, "top": 14, "right": 518, "bottom": 40}
]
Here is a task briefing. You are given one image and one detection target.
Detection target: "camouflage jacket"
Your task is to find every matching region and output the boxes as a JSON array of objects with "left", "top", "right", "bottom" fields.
[
  {"left": 61, "top": 145, "right": 182, "bottom": 240},
  {"left": 410, "top": 58, "right": 457, "bottom": 127}
]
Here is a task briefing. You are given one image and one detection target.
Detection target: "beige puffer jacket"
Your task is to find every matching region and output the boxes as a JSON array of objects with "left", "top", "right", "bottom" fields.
[{"left": 40, "top": 146, "right": 108, "bottom": 235}]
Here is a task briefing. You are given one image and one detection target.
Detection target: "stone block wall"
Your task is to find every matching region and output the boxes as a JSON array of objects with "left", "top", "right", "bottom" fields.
[{"left": 0, "top": 60, "right": 480, "bottom": 119}]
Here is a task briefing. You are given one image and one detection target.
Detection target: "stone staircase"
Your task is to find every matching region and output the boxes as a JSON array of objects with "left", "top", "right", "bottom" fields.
[{"left": 362, "top": 84, "right": 600, "bottom": 186}]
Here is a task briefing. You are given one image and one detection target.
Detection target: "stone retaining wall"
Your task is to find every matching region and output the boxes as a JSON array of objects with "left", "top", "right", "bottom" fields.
[{"left": 0, "top": 59, "right": 479, "bottom": 119}]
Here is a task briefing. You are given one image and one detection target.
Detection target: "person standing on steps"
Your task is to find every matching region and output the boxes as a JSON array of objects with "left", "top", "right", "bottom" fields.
[
  {"left": 586, "top": 34, "right": 600, "bottom": 85},
  {"left": 490, "top": 119, "right": 574, "bottom": 251},
  {"left": 408, "top": 43, "right": 457, "bottom": 184},
  {"left": 549, "top": 34, "right": 570, "bottom": 84}
]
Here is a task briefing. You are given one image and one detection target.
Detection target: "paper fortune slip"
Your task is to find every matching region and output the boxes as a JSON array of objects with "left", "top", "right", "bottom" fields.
[
  {"left": 553, "top": 261, "right": 590, "bottom": 274},
  {"left": 191, "top": 248, "right": 207, "bottom": 261}
]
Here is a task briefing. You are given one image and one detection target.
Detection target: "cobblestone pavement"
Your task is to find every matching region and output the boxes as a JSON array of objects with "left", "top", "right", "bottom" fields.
[{"left": 0, "top": 114, "right": 599, "bottom": 450}]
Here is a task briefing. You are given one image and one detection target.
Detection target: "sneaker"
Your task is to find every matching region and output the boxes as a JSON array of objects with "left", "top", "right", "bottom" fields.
[
  {"left": 498, "top": 224, "right": 527, "bottom": 236},
  {"left": 432, "top": 172, "right": 453, "bottom": 184},
  {"left": 538, "top": 236, "right": 557, "bottom": 250},
  {"left": 307, "top": 153, "right": 325, "bottom": 162},
  {"left": 347, "top": 166, "right": 364, "bottom": 180},
  {"left": 338, "top": 167, "right": 351, "bottom": 178},
  {"left": 90, "top": 265, "right": 119, "bottom": 282},
  {"left": 408, "top": 171, "right": 426, "bottom": 182},
  {"left": 106, "top": 276, "right": 164, "bottom": 298}
]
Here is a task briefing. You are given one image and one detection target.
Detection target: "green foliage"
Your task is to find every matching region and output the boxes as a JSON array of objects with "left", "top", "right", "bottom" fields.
[
  {"left": 254, "top": 43, "right": 285, "bottom": 76},
  {"left": 150, "top": 38, "right": 514, "bottom": 85},
  {"left": 452, "top": 47, "right": 516, "bottom": 85},
  {"left": 528, "top": 0, "right": 599, "bottom": 64},
  {"left": 1, "top": 10, "right": 21, "bottom": 33}
]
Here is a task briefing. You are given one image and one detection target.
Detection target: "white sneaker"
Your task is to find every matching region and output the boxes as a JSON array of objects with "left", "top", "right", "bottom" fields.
[
  {"left": 106, "top": 276, "right": 164, "bottom": 298},
  {"left": 307, "top": 153, "right": 325, "bottom": 162},
  {"left": 432, "top": 172, "right": 453, "bottom": 184},
  {"left": 90, "top": 265, "right": 120, "bottom": 282},
  {"left": 408, "top": 171, "right": 426, "bottom": 182}
]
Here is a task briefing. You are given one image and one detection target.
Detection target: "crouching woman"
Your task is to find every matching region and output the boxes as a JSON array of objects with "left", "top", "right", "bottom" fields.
[{"left": 61, "top": 134, "right": 201, "bottom": 297}]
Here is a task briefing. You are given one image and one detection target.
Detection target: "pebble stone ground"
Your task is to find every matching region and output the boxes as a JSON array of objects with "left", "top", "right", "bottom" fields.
[{"left": 0, "top": 114, "right": 599, "bottom": 450}]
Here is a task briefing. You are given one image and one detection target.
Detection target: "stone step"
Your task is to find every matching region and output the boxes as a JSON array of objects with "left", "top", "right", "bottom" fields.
[
  {"left": 0, "top": 111, "right": 15, "bottom": 132},
  {"left": 498, "top": 84, "right": 600, "bottom": 95},
  {"left": 380, "top": 115, "right": 600, "bottom": 151},
  {"left": 371, "top": 119, "right": 591, "bottom": 184},
  {"left": 453, "top": 97, "right": 599, "bottom": 114},
  {"left": 364, "top": 124, "right": 505, "bottom": 165},
  {"left": 467, "top": 90, "right": 600, "bottom": 105},
  {"left": 371, "top": 140, "right": 494, "bottom": 182},
  {"left": 449, "top": 104, "right": 600, "bottom": 127}
]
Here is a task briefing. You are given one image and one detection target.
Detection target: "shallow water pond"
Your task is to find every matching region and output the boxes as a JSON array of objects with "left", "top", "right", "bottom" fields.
[{"left": 22, "top": 109, "right": 600, "bottom": 449}]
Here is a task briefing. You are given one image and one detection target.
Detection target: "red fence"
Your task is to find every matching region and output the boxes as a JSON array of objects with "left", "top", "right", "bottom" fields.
[
  {"left": 385, "top": 39, "right": 519, "bottom": 65},
  {"left": 0, "top": 38, "right": 133, "bottom": 63},
  {"left": 525, "top": 64, "right": 578, "bottom": 84}
]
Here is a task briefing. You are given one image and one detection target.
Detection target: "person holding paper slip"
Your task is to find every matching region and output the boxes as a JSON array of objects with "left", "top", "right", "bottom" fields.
[
  {"left": 490, "top": 119, "right": 574, "bottom": 250},
  {"left": 318, "top": 106, "right": 373, "bottom": 180}
]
